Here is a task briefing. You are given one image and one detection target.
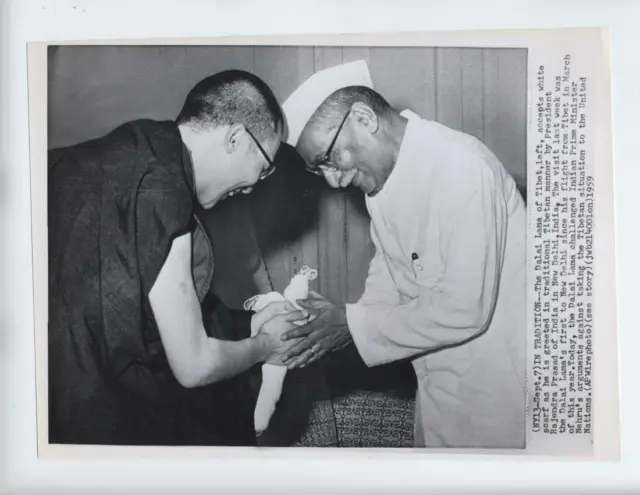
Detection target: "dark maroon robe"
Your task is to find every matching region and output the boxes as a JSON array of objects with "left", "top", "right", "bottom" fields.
[{"left": 47, "top": 119, "right": 256, "bottom": 446}]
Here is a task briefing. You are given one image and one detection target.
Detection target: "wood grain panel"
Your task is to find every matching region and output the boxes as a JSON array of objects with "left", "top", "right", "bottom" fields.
[
  {"left": 435, "top": 47, "right": 463, "bottom": 130},
  {"left": 341, "top": 47, "right": 375, "bottom": 303},
  {"left": 482, "top": 48, "right": 501, "bottom": 167},
  {"left": 273, "top": 47, "right": 319, "bottom": 287},
  {"left": 461, "top": 48, "right": 485, "bottom": 141},
  {"left": 48, "top": 45, "right": 255, "bottom": 149},
  {"left": 368, "top": 47, "right": 436, "bottom": 119},
  {"left": 253, "top": 46, "right": 296, "bottom": 290},
  {"left": 497, "top": 49, "right": 528, "bottom": 188},
  {"left": 313, "top": 47, "right": 348, "bottom": 303}
]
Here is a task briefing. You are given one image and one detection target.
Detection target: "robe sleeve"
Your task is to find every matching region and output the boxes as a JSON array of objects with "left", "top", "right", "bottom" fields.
[
  {"left": 136, "top": 166, "right": 194, "bottom": 299},
  {"left": 345, "top": 162, "right": 508, "bottom": 367},
  {"left": 100, "top": 162, "right": 194, "bottom": 403},
  {"left": 137, "top": 165, "right": 252, "bottom": 345}
]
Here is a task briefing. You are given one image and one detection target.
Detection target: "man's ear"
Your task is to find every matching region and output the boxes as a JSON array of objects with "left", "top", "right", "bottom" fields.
[
  {"left": 225, "top": 124, "right": 245, "bottom": 154},
  {"left": 351, "top": 102, "right": 379, "bottom": 134}
]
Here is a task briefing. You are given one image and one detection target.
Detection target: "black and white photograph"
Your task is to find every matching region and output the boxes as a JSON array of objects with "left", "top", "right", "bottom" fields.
[
  {"left": 44, "top": 43, "right": 530, "bottom": 450},
  {"left": 1, "top": 0, "right": 628, "bottom": 488}
]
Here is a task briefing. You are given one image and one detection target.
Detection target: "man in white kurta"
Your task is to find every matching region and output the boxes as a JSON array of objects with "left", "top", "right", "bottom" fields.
[{"left": 279, "top": 61, "right": 526, "bottom": 448}]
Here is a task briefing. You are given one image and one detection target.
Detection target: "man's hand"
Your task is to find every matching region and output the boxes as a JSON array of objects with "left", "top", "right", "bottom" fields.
[
  {"left": 251, "top": 300, "right": 301, "bottom": 335},
  {"left": 251, "top": 301, "right": 307, "bottom": 364},
  {"left": 279, "top": 291, "right": 353, "bottom": 369}
]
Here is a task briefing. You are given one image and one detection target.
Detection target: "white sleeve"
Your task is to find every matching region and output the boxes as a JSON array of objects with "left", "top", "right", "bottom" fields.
[
  {"left": 354, "top": 222, "right": 401, "bottom": 308},
  {"left": 346, "top": 163, "right": 507, "bottom": 367}
]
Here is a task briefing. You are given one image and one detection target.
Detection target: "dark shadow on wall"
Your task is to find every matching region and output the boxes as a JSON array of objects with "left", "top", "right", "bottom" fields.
[
  {"left": 517, "top": 183, "right": 527, "bottom": 203},
  {"left": 198, "top": 143, "right": 324, "bottom": 309},
  {"left": 250, "top": 144, "right": 328, "bottom": 255},
  {"left": 248, "top": 143, "right": 325, "bottom": 257}
]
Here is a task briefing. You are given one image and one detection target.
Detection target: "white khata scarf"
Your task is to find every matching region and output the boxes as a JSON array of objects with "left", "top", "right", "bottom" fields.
[{"left": 243, "top": 266, "right": 318, "bottom": 434}]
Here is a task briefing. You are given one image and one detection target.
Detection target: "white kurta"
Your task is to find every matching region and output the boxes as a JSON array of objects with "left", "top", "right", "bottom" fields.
[{"left": 346, "top": 110, "right": 526, "bottom": 449}]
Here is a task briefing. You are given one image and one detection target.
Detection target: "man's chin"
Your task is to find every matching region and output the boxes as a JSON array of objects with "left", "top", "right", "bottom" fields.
[
  {"left": 201, "top": 199, "right": 219, "bottom": 210},
  {"left": 199, "top": 193, "right": 228, "bottom": 209},
  {"left": 360, "top": 183, "right": 379, "bottom": 196}
]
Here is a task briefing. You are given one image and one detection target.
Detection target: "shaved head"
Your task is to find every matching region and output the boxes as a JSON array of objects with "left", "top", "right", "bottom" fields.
[{"left": 176, "top": 69, "right": 283, "bottom": 142}]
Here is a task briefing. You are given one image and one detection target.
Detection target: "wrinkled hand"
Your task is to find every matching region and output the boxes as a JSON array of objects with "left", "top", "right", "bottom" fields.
[
  {"left": 279, "top": 291, "right": 352, "bottom": 369},
  {"left": 251, "top": 301, "right": 307, "bottom": 364}
]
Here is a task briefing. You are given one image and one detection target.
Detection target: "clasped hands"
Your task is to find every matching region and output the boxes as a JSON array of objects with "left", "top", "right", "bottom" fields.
[{"left": 251, "top": 290, "right": 352, "bottom": 369}]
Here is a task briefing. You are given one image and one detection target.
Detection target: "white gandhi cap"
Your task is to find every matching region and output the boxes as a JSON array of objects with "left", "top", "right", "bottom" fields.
[{"left": 282, "top": 60, "right": 374, "bottom": 146}]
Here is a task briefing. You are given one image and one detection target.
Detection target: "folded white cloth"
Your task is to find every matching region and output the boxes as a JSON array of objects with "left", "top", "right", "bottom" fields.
[
  {"left": 282, "top": 60, "right": 374, "bottom": 146},
  {"left": 244, "top": 266, "right": 318, "bottom": 434}
]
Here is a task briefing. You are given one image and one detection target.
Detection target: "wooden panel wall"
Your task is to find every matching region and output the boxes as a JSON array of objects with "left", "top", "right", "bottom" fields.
[{"left": 48, "top": 45, "right": 527, "bottom": 307}]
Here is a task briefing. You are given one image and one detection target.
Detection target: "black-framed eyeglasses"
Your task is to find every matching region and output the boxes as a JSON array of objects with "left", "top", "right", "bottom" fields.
[
  {"left": 307, "top": 110, "right": 351, "bottom": 176},
  {"left": 245, "top": 126, "right": 276, "bottom": 180}
]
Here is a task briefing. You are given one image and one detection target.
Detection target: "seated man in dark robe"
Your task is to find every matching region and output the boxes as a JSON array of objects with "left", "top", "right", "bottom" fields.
[{"left": 47, "top": 70, "right": 310, "bottom": 446}]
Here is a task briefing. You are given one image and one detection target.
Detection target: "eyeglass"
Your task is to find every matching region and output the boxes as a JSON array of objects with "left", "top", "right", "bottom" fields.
[
  {"left": 307, "top": 110, "right": 351, "bottom": 176},
  {"left": 245, "top": 126, "right": 276, "bottom": 180}
]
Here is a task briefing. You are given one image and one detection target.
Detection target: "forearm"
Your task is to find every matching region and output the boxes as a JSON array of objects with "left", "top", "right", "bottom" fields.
[
  {"left": 188, "top": 333, "right": 268, "bottom": 387},
  {"left": 150, "top": 234, "right": 269, "bottom": 389}
]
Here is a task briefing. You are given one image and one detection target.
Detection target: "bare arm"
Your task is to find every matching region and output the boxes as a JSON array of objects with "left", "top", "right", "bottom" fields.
[{"left": 149, "top": 233, "right": 301, "bottom": 388}]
